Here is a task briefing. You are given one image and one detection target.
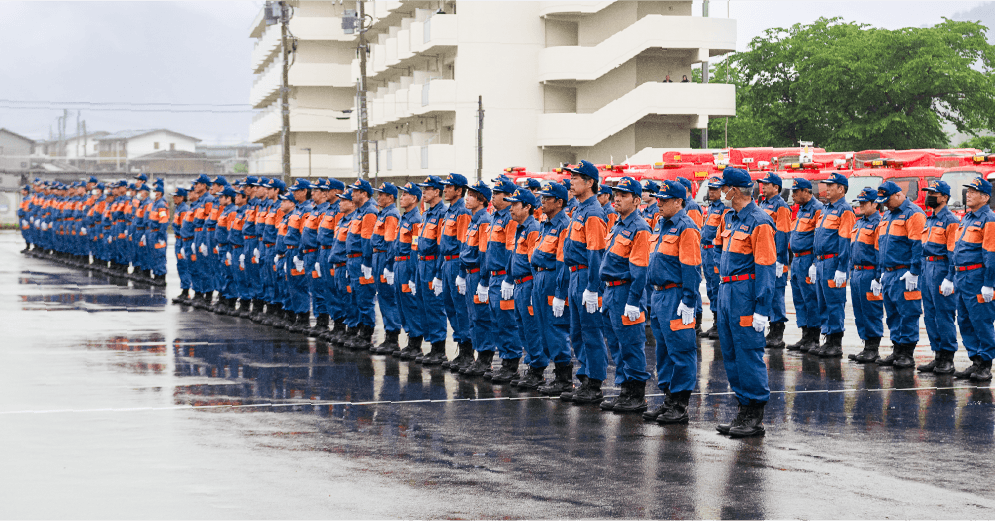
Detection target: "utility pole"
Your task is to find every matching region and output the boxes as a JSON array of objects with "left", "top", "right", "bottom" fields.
[
  {"left": 701, "top": 0, "right": 709, "bottom": 149},
  {"left": 476, "top": 95, "right": 484, "bottom": 182},
  {"left": 724, "top": 0, "right": 729, "bottom": 149},
  {"left": 357, "top": 0, "right": 370, "bottom": 180},
  {"left": 279, "top": 0, "right": 292, "bottom": 184},
  {"left": 75, "top": 110, "right": 80, "bottom": 165}
]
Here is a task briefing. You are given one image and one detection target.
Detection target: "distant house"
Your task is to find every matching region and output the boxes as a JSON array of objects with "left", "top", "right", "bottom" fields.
[
  {"left": 129, "top": 150, "right": 213, "bottom": 174},
  {"left": 35, "top": 131, "right": 110, "bottom": 160},
  {"left": 0, "top": 128, "right": 35, "bottom": 171},
  {"left": 95, "top": 129, "right": 201, "bottom": 166}
]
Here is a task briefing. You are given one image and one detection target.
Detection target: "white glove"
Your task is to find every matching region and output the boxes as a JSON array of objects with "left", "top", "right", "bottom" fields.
[
  {"left": 361, "top": 264, "right": 373, "bottom": 279},
  {"left": 940, "top": 278, "right": 955, "bottom": 297},
  {"left": 139, "top": 234, "right": 146, "bottom": 246},
  {"left": 433, "top": 277, "right": 444, "bottom": 296},
  {"left": 900, "top": 271, "right": 918, "bottom": 291},
  {"left": 21, "top": 219, "right": 27, "bottom": 228},
  {"left": 409, "top": 280, "right": 417, "bottom": 296},
  {"left": 314, "top": 262, "right": 321, "bottom": 274},
  {"left": 476, "top": 283, "right": 489, "bottom": 303},
  {"left": 199, "top": 243, "right": 208, "bottom": 255},
  {"left": 582, "top": 289, "right": 599, "bottom": 314},
  {"left": 81, "top": 227, "right": 87, "bottom": 236},
  {"left": 808, "top": 264, "right": 817, "bottom": 282},
  {"left": 384, "top": 268, "right": 394, "bottom": 285},
  {"left": 677, "top": 301, "right": 695, "bottom": 325},
  {"left": 108, "top": 237, "right": 113, "bottom": 244},
  {"left": 552, "top": 297, "right": 566, "bottom": 317},
  {"left": 253, "top": 247, "right": 260, "bottom": 259},
  {"left": 239, "top": 256, "right": 245, "bottom": 269},
  {"left": 871, "top": 279, "right": 882, "bottom": 297},
  {"left": 623, "top": 304, "right": 641, "bottom": 322},
  {"left": 501, "top": 280, "right": 515, "bottom": 300},
  {"left": 293, "top": 256, "right": 304, "bottom": 271},
  {"left": 752, "top": 313, "right": 769, "bottom": 333},
  {"left": 983, "top": 286, "right": 994, "bottom": 303},
  {"left": 226, "top": 252, "right": 232, "bottom": 263},
  {"left": 455, "top": 275, "right": 466, "bottom": 295},
  {"left": 834, "top": 270, "right": 847, "bottom": 287},
  {"left": 775, "top": 261, "right": 784, "bottom": 279}
]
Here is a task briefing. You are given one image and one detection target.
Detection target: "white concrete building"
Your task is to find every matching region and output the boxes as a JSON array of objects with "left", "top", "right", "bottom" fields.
[
  {"left": 94, "top": 129, "right": 200, "bottom": 163},
  {"left": 247, "top": 1, "right": 358, "bottom": 178}
]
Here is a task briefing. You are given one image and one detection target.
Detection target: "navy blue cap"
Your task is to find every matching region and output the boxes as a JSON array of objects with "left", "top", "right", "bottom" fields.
[
  {"left": 172, "top": 187, "right": 188, "bottom": 197},
  {"left": 96, "top": 183, "right": 105, "bottom": 190},
  {"left": 822, "top": 172, "right": 848, "bottom": 188},
  {"left": 233, "top": 179, "right": 244, "bottom": 188},
  {"left": 88, "top": 176, "right": 99, "bottom": 184},
  {"left": 856, "top": 187, "right": 878, "bottom": 203},
  {"left": 468, "top": 180, "right": 492, "bottom": 202},
  {"left": 134, "top": 173, "right": 148, "bottom": 181},
  {"left": 441, "top": 173, "right": 469, "bottom": 188},
  {"left": 114, "top": 180, "right": 128, "bottom": 188},
  {"left": 194, "top": 174, "right": 212, "bottom": 185},
  {"left": 290, "top": 178, "right": 313, "bottom": 191},
  {"left": 707, "top": 176, "right": 724, "bottom": 189},
  {"left": 313, "top": 178, "right": 330, "bottom": 190},
  {"left": 642, "top": 180, "right": 660, "bottom": 194},
  {"left": 922, "top": 179, "right": 952, "bottom": 197},
  {"left": 137, "top": 184, "right": 150, "bottom": 192},
  {"left": 220, "top": 186, "right": 238, "bottom": 199},
  {"left": 654, "top": 180, "right": 686, "bottom": 201},
  {"left": 565, "top": 160, "right": 599, "bottom": 183},
  {"left": 791, "top": 177, "right": 813, "bottom": 191},
  {"left": 244, "top": 176, "right": 258, "bottom": 186},
  {"left": 538, "top": 182, "right": 569, "bottom": 202},
  {"left": 417, "top": 175, "right": 445, "bottom": 191},
  {"left": 278, "top": 192, "right": 295, "bottom": 202},
  {"left": 255, "top": 176, "right": 270, "bottom": 187},
  {"left": 153, "top": 183, "right": 165, "bottom": 193},
  {"left": 561, "top": 178, "right": 571, "bottom": 191},
  {"left": 613, "top": 176, "right": 642, "bottom": 197},
  {"left": 719, "top": 167, "right": 753, "bottom": 189},
  {"left": 212, "top": 175, "right": 228, "bottom": 186},
  {"left": 398, "top": 182, "right": 422, "bottom": 199},
  {"left": 875, "top": 181, "right": 903, "bottom": 203},
  {"left": 22, "top": 184, "right": 30, "bottom": 191},
  {"left": 128, "top": 182, "right": 137, "bottom": 190},
  {"left": 505, "top": 188, "right": 538, "bottom": 208},
  {"left": 327, "top": 178, "right": 346, "bottom": 191},
  {"left": 374, "top": 181, "right": 398, "bottom": 198},
  {"left": 758, "top": 172, "right": 783, "bottom": 188},
  {"left": 273, "top": 179, "right": 286, "bottom": 191},
  {"left": 676, "top": 176, "right": 695, "bottom": 193},
  {"left": 598, "top": 185, "right": 613, "bottom": 196},
  {"left": 350, "top": 178, "right": 373, "bottom": 195},
  {"left": 493, "top": 179, "right": 518, "bottom": 194},
  {"left": 524, "top": 178, "right": 542, "bottom": 190},
  {"left": 338, "top": 189, "right": 354, "bottom": 201},
  {"left": 965, "top": 176, "right": 992, "bottom": 196}
]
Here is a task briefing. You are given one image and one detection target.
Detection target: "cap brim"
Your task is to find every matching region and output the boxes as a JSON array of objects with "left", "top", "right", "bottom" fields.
[
  {"left": 874, "top": 197, "right": 888, "bottom": 204},
  {"left": 653, "top": 193, "right": 679, "bottom": 199}
]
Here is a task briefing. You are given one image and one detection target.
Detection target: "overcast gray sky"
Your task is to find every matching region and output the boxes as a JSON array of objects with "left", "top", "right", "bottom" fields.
[{"left": 0, "top": 1, "right": 992, "bottom": 144}]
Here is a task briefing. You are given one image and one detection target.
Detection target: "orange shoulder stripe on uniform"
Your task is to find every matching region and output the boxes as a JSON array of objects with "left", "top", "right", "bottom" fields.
[
  {"left": 678, "top": 228, "right": 702, "bottom": 266},
  {"left": 752, "top": 223, "right": 776, "bottom": 266}
]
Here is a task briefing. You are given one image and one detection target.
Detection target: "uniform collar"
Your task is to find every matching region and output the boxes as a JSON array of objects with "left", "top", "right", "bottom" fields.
[
  {"left": 448, "top": 197, "right": 465, "bottom": 212},
  {"left": 661, "top": 208, "right": 687, "bottom": 228},
  {"left": 799, "top": 197, "right": 817, "bottom": 211},
  {"left": 522, "top": 215, "right": 537, "bottom": 229},
  {"left": 379, "top": 203, "right": 396, "bottom": 214},
  {"left": 732, "top": 200, "right": 759, "bottom": 218},
  {"left": 469, "top": 206, "right": 488, "bottom": 222},
  {"left": 618, "top": 209, "right": 641, "bottom": 228},
  {"left": 892, "top": 197, "right": 913, "bottom": 214}
]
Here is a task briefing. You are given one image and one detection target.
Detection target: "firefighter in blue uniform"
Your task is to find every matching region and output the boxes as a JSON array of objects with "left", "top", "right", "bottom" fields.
[
  {"left": 917, "top": 180, "right": 960, "bottom": 373},
  {"left": 676, "top": 176, "right": 705, "bottom": 333},
  {"left": 642, "top": 180, "right": 701, "bottom": 424},
  {"left": 147, "top": 181, "right": 169, "bottom": 285},
  {"left": 481, "top": 179, "right": 524, "bottom": 383},
  {"left": 371, "top": 182, "right": 402, "bottom": 352},
  {"left": 171, "top": 187, "right": 192, "bottom": 302},
  {"left": 787, "top": 177, "right": 824, "bottom": 351},
  {"left": 433, "top": 174, "right": 473, "bottom": 370},
  {"left": 302, "top": 179, "right": 331, "bottom": 335},
  {"left": 342, "top": 179, "right": 378, "bottom": 349},
  {"left": 950, "top": 177, "right": 995, "bottom": 382},
  {"left": 533, "top": 182, "right": 573, "bottom": 395},
  {"left": 283, "top": 179, "right": 314, "bottom": 330},
  {"left": 503, "top": 189, "right": 546, "bottom": 389},
  {"left": 460, "top": 181, "right": 496, "bottom": 377},
  {"left": 811, "top": 173, "right": 856, "bottom": 357},
  {"left": 386, "top": 183, "right": 424, "bottom": 357},
  {"left": 758, "top": 173, "right": 791, "bottom": 349},
  {"left": 699, "top": 177, "right": 727, "bottom": 339},
  {"left": 714, "top": 167, "right": 776, "bottom": 438},
  {"left": 598, "top": 185, "right": 618, "bottom": 230},
  {"left": 640, "top": 180, "right": 661, "bottom": 226},
  {"left": 411, "top": 176, "right": 449, "bottom": 364},
  {"left": 849, "top": 187, "right": 886, "bottom": 363},
  {"left": 595, "top": 176, "right": 652, "bottom": 411},
  {"left": 873, "top": 180, "right": 926, "bottom": 368},
  {"left": 325, "top": 191, "right": 357, "bottom": 338}
]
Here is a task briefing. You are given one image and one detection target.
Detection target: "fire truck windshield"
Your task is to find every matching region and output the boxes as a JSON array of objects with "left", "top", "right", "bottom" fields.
[
  {"left": 846, "top": 176, "right": 882, "bottom": 206},
  {"left": 941, "top": 170, "right": 981, "bottom": 210}
]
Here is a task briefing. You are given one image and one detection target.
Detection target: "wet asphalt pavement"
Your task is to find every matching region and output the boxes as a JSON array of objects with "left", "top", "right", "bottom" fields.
[{"left": 2, "top": 231, "right": 995, "bottom": 519}]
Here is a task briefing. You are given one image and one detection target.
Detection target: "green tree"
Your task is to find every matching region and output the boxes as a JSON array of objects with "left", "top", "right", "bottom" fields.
[
  {"left": 706, "top": 17, "right": 995, "bottom": 150},
  {"left": 958, "top": 135, "right": 995, "bottom": 151}
]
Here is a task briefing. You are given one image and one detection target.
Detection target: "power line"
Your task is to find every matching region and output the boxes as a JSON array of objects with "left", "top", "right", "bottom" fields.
[
  {"left": 0, "top": 99, "right": 251, "bottom": 108},
  {"left": 0, "top": 105, "right": 253, "bottom": 114}
]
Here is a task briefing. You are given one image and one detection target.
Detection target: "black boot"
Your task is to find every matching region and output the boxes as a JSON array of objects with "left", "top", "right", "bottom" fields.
[
  {"left": 819, "top": 332, "right": 844, "bottom": 358},
  {"left": 643, "top": 389, "right": 673, "bottom": 421},
  {"left": 917, "top": 350, "right": 943, "bottom": 373},
  {"left": 600, "top": 383, "right": 629, "bottom": 411},
  {"left": 571, "top": 378, "right": 604, "bottom": 404},
  {"left": 657, "top": 390, "right": 692, "bottom": 424},
  {"left": 694, "top": 313, "right": 703, "bottom": 337},
  {"left": 787, "top": 327, "right": 818, "bottom": 351},
  {"left": 422, "top": 341, "right": 448, "bottom": 366},
  {"left": 353, "top": 324, "right": 374, "bottom": 350},
  {"left": 172, "top": 290, "right": 189, "bottom": 305},
  {"left": 893, "top": 343, "right": 917, "bottom": 369},
  {"left": 804, "top": 330, "right": 825, "bottom": 354},
  {"left": 717, "top": 404, "right": 745, "bottom": 435},
  {"left": 971, "top": 360, "right": 993, "bottom": 382},
  {"left": 934, "top": 350, "right": 956, "bottom": 374},
  {"left": 954, "top": 356, "right": 982, "bottom": 379},
  {"left": 612, "top": 381, "right": 648, "bottom": 413},
  {"left": 291, "top": 313, "right": 312, "bottom": 333},
  {"left": 272, "top": 309, "right": 292, "bottom": 329},
  {"left": 876, "top": 344, "right": 898, "bottom": 366},
  {"left": 853, "top": 337, "right": 881, "bottom": 364},
  {"left": 397, "top": 336, "right": 422, "bottom": 359},
  {"left": 701, "top": 311, "right": 719, "bottom": 339},
  {"left": 308, "top": 313, "right": 330, "bottom": 337},
  {"left": 517, "top": 365, "right": 546, "bottom": 390},
  {"left": 373, "top": 329, "right": 401, "bottom": 354},
  {"left": 462, "top": 350, "right": 494, "bottom": 377},
  {"left": 249, "top": 299, "right": 267, "bottom": 323},
  {"left": 449, "top": 341, "right": 475, "bottom": 373},
  {"left": 260, "top": 303, "right": 281, "bottom": 325},
  {"left": 560, "top": 375, "right": 588, "bottom": 402},
  {"left": 490, "top": 358, "right": 521, "bottom": 384},
  {"left": 765, "top": 322, "right": 786, "bottom": 349},
  {"left": 538, "top": 363, "right": 573, "bottom": 396},
  {"left": 728, "top": 403, "right": 766, "bottom": 438}
]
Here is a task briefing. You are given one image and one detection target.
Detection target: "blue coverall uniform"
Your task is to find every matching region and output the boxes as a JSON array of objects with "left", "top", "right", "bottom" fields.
[
  {"left": 850, "top": 212, "right": 884, "bottom": 341},
  {"left": 921, "top": 206, "right": 959, "bottom": 353},
  {"left": 951, "top": 205, "right": 995, "bottom": 361},
  {"left": 701, "top": 200, "right": 728, "bottom": 317},
  {"left": 416, "top": 200, "right": 448, "bottom": 345},
  {"left": 437, "top": 197, "right": 472, "bottom": 344},
  {"left": 481, "top": 205, "right": 522, "bottom": 361},
  {"left": 814, "top": 198, "right": 856, "bottom": 335},
  {"left": 531, "top": 209, "right": 572, "bottom": 366},
  {"left": 760, "top": 194, "right": 791, "bottom": 324},
  {"left": 392, "top": 206, "right": 423, "bottom": 339},
  {"left": 563, "top": 196, "right": 609, "bottom": 382},
  {"left": 877, "top": 198, "right": 926, "bottom": 345},
  {"left": 346, "top": 197, "right": 378, "bottom": 328},
  {"left": 372, "top": 203, "right": 401, "bottom": 333},
  {"left": 463, "top": 206, "right": 494, "bottom": 353},
  {"left": 790, "top": 197, "right": 824, "bottom": 330},
  {"left": 508, "top": 215, "right": 543, "bottom": 368}
]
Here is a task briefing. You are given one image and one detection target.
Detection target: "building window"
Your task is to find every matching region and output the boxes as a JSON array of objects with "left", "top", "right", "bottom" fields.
[
  {"left": 94, "top": 144, "right": 98, "bottom": 152},
  {"left": 154, "top": 142, "right": 160, "bottom": 150},
  {"left": 170, "top": 143, "right": 175, "bottom": 151}
]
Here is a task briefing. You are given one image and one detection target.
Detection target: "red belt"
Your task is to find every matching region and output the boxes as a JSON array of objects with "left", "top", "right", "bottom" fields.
[
  {"left": 702, "top": 244, "right": 714, "bottom": 249},
  {"left": 854, "top": 265, "right": 875, "bottom": 271},
  {"left": 466, "top": 267, "right": 481, "bottom": 274},
  {"left": 321, "top": 246, "right": 332, "bottom": 249},
  {"left": 244, "top": 235, "right": 257, "bottom": 239},
  {"left": 395, "top": 255, "right": 410, "bottom": 261},
  {"left": 374, "top": 249, "right": 387, "bottom": 253},
  {"left": 794, "top": 250, "right": 813, "bottom": 256},
  {"left": 181, "top": 237, "right": 192, "bottom": 241},
  {"left": 956, "top": 264, "right": 983, "bottom": 272},
  {"left": 444, "top": 254, "right": 459, "bottom": 261},
  {"left": 515, "top": 275, "right": 533, "bottom": 284},
  {"left": 604, "top": 279, "right": 630, "bottom": 287},
  {"left": 817, "top": 253, "right": 837, "bottom": 260},
  {"left": 419, "top": 255, "right": 437, "bottom": 261},
  {"left": 302, "top": 248, "right": 317, "bottom": 254},
  {"left": 231, "top": 244, "right": 242, "bottom": 248},
  {"left": 265, "top": 243, "right": 275, "bottom": 247},
  {"left": 195, "top": 228, "right": 203, "bottom": 232},
  {"left": 569, "top": 264, "right": 588, "bottom": 272},
  {"left": 347, "top": 253, "right": 362, "bottom": 258},
  {"left": 334, "top": 262, "right": 346, "bottom": 268},
  {"left": 491, "top": 270, "right": 506, "bottom": 276},
  {"left": 884, "top": 265, "right": 909, "bottom": 272},
  {"left": 206, "top": 228, "right": 215, "bottom": 231},
  {"left": 927, "top": 255, "right": 948, "bottom": 262},
  {"left": 653, "top": 283, "right": 682, "bottom": 290},
  {"left": 286, "top": 245, "right": 295, "bottom": 249},
  {"left": 721, "top": 274, "right": 755, "bottom": 283}
]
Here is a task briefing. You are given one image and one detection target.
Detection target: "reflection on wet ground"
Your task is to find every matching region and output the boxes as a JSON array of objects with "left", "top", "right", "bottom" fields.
[{"left": 3, "top": 232, "right": 995, "bottom": 518}]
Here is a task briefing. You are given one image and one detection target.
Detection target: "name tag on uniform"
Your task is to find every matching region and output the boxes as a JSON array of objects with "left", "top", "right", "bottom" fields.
[
  {"left": 740, "top": 224, "right": 749, "bottom": 231},
  {"left": 621, "top": 229, "right": 632, "bottom": 238}
]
